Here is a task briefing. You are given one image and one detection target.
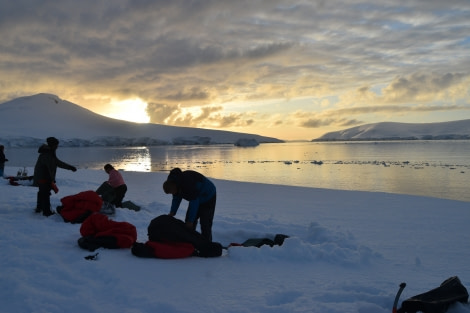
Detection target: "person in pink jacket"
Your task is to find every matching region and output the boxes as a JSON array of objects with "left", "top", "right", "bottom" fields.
[{"left": 96, "top": 164, "right": 127, "bottom": 207}]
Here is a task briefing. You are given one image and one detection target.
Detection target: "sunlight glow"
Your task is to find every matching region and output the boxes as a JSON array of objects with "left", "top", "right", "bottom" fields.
[
  {"left": 112, "top": 147, "right": 152, "bottom": 172},
  {"left": 107, "top": 98, "right": 150, "bottom": 123}
]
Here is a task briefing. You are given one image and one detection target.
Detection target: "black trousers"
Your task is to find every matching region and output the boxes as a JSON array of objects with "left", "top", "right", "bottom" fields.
[
  {"left": 37, "top": 182, "right": 52, "bottom": 214},
  {"left": 96, "top": 182, "right": 127, "bottom": 207},
  {"left": 113, "top": 184, "right": 127, "bottom": 207},
  {"left": 186, "top": 194, "right": 216, "bottom": 242}
]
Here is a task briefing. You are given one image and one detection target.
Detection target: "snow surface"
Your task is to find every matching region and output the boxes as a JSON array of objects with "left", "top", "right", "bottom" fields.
[
  {"left": 0, "top": 94, "right": 282, "bottom": 147},
  {"left": 315, "top": 120, "right": 470, "bottom": 141},
  {"left": 1, "top": 166, "right": 470, "bottom": 313}
]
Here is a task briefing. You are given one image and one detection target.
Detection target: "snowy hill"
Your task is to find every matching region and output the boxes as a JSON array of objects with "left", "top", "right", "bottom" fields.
[
  {"left": 0, "top": 93, "right": 282, "bottom": 147},
  {"left": 314, "top": 120, "right": 470, "bottom": 141}
]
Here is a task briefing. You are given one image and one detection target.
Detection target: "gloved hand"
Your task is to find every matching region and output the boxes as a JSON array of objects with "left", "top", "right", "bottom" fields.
[
  {"left": 51, "top": 182, "right": 59, "bottom": 194},
  {"left": 70, "top": 166, "right": 77, "bottom": 172}
]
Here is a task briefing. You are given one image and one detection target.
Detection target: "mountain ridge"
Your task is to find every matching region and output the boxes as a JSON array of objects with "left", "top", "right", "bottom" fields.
[
  {"left": 314, "top": 119, "right": 470, "bottom": 141},
  {"left": 0, "top": 93, "right": 283, "bottom": 147}
]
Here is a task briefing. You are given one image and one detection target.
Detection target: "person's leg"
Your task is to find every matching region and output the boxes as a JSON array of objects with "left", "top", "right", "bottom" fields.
[
  {"left": 96, "top": 182, "right": 116, "bottom": 203},
  {"left": 113, "top": 184, "right": 127, "bottom": 207},
  {"left": 185, "top": 209, "right": 198, "bottom": 232},
  {"left": 95, "top": 182, "right": 108, "bottom": 195},
  {"left": 37, "top": 182, "right": 53, "bottom": 216},
  {"left": 198, "top": 194, "right": 216, "bottom": 242},
  {"left": 35, "top": 190, "right": 42, "bottom": 213}
]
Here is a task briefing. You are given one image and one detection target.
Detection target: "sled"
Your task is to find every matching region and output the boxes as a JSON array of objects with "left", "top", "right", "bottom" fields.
[
  {"left": 395, "top": 276, "right": 469, "bottom": 313},
  {"left": 5, "top": 175, "right": 34, "bottom": 186}
]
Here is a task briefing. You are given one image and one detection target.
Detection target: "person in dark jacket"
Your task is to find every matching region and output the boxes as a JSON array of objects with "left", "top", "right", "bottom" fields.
[
  {"left": 163, "top": 168, "right": 216, "bottom": 242},
  {"left": 33, "top": 137, "right": 77, "bottom": 216},
  {"left": 0, "top": 145, "right": 8, "bottom": 177}
]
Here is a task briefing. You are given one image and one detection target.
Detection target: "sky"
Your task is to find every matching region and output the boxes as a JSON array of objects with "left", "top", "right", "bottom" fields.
[
  {"left": 1, "top": 167, "right": 470, "bottom": 313},
  {"left": 1, "top": 0, "right": 470, "bottom": 140}
]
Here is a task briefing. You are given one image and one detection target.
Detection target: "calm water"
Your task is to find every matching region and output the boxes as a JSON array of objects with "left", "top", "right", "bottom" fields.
[{"left": 5, "top": 141, "right": 470, "bottom": 202}]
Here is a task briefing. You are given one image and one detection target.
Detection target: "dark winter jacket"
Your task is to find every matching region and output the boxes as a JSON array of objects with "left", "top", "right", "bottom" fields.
[
  {"left": 0, "top": 150, "right": 7, "bottom": 164},
  {"left": 131, "top": 215, "right": 222, "bottom": 259},
  {"left": 167, "top": 169, "right": 216, "bottom": 222},
  {"left": 33, "top": 144, "right": 75, "bottom": 185},
  {"left": 147, "top": 215, "right": 222, "bottom": 257}
]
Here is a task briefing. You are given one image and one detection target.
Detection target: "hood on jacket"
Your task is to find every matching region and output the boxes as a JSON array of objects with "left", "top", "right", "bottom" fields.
[
  {"left": 38, "top": 144, "right": 54, "bottom": 153},
  {"left": 167, "top": 168, "right": 183, "bottom": 183}
]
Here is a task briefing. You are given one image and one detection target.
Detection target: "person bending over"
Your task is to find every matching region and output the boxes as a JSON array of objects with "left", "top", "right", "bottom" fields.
[{"left": 163, "top": 168, "right": 216, "bottom": 242}]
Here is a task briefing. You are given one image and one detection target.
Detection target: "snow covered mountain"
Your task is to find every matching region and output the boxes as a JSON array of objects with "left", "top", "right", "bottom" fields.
[
  {"left": 0, "top": 93, "right": 282, "bottom": 147},
  {"left": 314, "top": 120, "right": 470, "bottom": 141}
]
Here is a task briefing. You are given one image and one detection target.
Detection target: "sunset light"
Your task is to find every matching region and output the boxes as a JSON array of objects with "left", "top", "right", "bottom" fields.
[{"left": 106, "top": 98, "right": 150, "bottom": 124}]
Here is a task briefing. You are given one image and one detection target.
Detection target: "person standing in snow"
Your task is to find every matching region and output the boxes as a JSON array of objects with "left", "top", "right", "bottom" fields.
[
  {"left": 33, "top": 137, "right": 77, "bottom": 216},
  {"left": 0, "top": 145, "right": 8, "bottom": 177},
  {"left": 163, "top": 168, "right": 217, "bottom": 242},
  {"left": 96, "top": 163, "right": 127, "bottom": 208}
]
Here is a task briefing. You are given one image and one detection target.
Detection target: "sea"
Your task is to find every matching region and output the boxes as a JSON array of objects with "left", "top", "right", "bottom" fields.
[{"left": 5, "top": 140, "right": 470, "bottom": 203}]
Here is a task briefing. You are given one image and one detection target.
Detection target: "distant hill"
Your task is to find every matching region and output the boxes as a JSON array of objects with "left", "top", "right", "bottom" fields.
[
  {"left": 314, "top": 120, "right": 470, "bottom": 141},
  {"left": 0, "top": 93, "right": 283, "bottom": 147}
]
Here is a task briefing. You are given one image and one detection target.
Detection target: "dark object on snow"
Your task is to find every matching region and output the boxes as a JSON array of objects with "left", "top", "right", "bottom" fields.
[
  {"left": 121, "top": 200, "right": 141, "bottom": 211},
  {"left": 78, "top": 236, "right": 118, "bottom": 251},
  {"left": 241, "top": 234, "right": 289, "bottom": 248},
  {"left": 148, "top": 215, "right": 222, "bottom": 257},
  {"left": 131, "top": 242, "right": 156, "bottom": 258},
  {"left": 227, "top": 234, "right": 289, "bottom": 248},
  {"left": 132, "top": 215, "right": 222, "bottom": 259},
  {"left": 397, "top": 276, "right": 469, "bottom": 313},
  {"left": 84, "top": 253, "right": 99, "bottom": 261}
]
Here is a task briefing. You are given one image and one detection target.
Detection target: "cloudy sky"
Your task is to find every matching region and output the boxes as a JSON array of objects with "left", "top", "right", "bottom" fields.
[{"left": 1, "top": 0, "right": 469, "bottom": 140}]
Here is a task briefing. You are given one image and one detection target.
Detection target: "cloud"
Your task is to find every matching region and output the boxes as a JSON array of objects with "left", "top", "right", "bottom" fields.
[
  {"left": 0, "top": 0, "right": 469, "bottom": 139},
  {"left": 146, "top": 102, "right": 176, "bottom": 124},
  {"left": 382, "top": 72, "right": 467, "bottom": 103},
  {"left": 147, "top": 101, "right": 255, "bottom": 128},
  {"left": 297, "top": 103, "right": 469, "bottom": 129},
  {"left": 164, "top": 87, "right": 212, "bottom": 102}
]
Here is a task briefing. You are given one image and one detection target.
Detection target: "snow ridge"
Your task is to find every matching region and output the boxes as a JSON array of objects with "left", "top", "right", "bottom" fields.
[
  {"left": 315, "top": 120, "right": 470, "bottom": 141},
  {"left": 0, "top": 93, "right": 283, "bottom": 147}
]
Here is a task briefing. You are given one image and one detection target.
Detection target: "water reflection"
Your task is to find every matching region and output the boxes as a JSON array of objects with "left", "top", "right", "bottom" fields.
[
  {"left": 5, "top": 141, "right": 470, "bottom": 202},
  {"left": 113, "top": 147, "right": 152, "bottom": 172}
]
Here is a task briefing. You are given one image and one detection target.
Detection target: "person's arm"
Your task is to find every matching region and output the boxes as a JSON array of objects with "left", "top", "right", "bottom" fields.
[
  {"left": 186, "top": 198, "right": 200, "bottom": 223},
  {"left": 56, "top": 158, "right": 77, "bottom": 172},
  {"left": 170, "top": 195, "right": 183, "bottom": 215}
]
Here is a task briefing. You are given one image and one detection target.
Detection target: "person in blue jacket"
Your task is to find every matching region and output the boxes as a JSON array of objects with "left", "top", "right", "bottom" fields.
[{"left": 163, "top": 168, "right": 216, "bottom": 242}]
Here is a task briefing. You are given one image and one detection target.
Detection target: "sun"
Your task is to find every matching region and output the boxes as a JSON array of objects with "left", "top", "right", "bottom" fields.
[{"left": 106, "top": 98, "right": 150, "bottom": 123}]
